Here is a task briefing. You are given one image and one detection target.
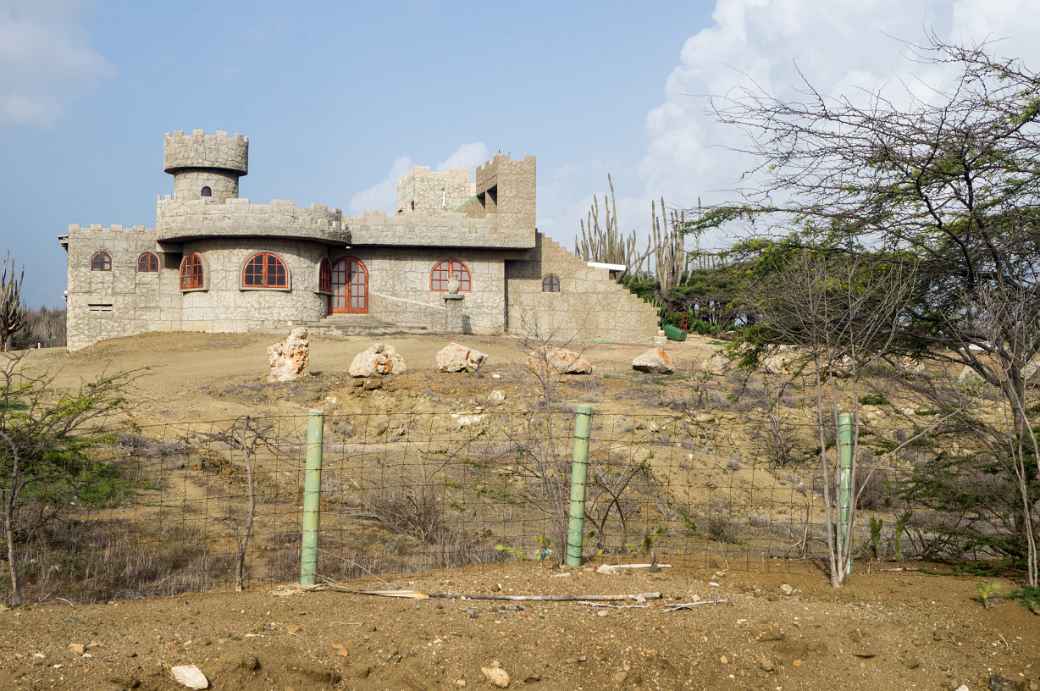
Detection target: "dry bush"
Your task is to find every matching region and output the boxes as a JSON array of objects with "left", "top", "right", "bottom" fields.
[{"left": 5, "top": 520, "right": 227, "bottom": 603}]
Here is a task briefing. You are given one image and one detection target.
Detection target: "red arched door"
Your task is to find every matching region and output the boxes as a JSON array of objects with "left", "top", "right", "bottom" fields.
[{"left": 331, "top": 257, "right": 368, "bottom": 314}]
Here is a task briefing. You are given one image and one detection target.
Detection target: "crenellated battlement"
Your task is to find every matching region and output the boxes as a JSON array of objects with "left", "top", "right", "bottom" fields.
[
  {"left": 155, "top": 197, "right": 345, "bottom": 243},
  {"left": 163, "top": 128, "right": 249, "bottom": 175},
  {"left": 67, "top": 224, "right": 153, "bottom": 234}
]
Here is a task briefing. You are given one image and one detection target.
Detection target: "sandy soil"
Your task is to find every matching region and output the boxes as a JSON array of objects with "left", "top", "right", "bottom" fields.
[
  {"left": 20, "top": 331, "right": 718, "bottom": 426},
  {"left": 1, "top": 559, "right": 1036, "bottom": 690}
]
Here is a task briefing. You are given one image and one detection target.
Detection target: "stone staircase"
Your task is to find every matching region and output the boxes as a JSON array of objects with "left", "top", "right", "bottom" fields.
[
  {"left": 540, "top": 234, "right": 660, "bottom": 319},
  {"left": 299, "top": 314, "right": 431, "bottom": 338}
]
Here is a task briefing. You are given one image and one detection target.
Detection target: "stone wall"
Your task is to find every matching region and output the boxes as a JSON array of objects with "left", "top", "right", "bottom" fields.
[
  {"left": 178, "top": 238, "right": 328, "bottom": 332},
  {"left": 163, "top": 129, "right": 248, "bottom": 174},
  {"left": 353, "top": 248, "right": 509, "bottom": 333},
  {"left": 156, "top": 198, "right": 345, "bottom": 243},
  {"left": 172, "top": 169, "right": 240, "bottom": 202},
  {"left": 505, "top": 233, "right": 658, "bottom": 345},
  {"left": 64, "top": 226, "right": 180, "bottom": 351},
  {"left": 395, "top": 167, "right": 474, "bottom": 214}
]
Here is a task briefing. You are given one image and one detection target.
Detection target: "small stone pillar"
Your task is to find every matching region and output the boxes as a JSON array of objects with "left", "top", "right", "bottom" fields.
[{"left": 443, "top": 277, "right": 466, "bottom": 333}]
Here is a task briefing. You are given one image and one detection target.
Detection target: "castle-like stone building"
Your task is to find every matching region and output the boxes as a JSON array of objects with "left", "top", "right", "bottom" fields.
[{"left": 60, "top": 130, "right": 658, "bottom": 351}]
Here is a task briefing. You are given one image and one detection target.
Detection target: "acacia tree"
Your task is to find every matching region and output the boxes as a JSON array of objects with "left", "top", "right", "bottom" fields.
[
  {"left": 691, "top": 37, "right": 1040, "bottom": 409},
  {"left": 690, "top": 37, "right": 1040, "bottom": 583},
  {"left": 0, "top": 352, "right": 133, "bottom": 605}
]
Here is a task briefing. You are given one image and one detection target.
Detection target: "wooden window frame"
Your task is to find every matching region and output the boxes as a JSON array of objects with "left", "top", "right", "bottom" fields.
[
  {"left": 542, "top": 273, "right": 561, "bottom": 293},
  {"left": 317, "top": 257, "right": 332, "bottom": 295},
  {"left": 429, "top": 258, "right": 472, "bottom": 292},
  {"left": 179, "top": 252, "right": 205, "bottom": 291},
  {"left": 90, "top": 250, "right": 112, "bottom": 272},
  {"left": 137, "top": 252, "right": 160, "bottom": 273},
  {"left": 241, "top": 252, "right": 290, "bottom": 290}
]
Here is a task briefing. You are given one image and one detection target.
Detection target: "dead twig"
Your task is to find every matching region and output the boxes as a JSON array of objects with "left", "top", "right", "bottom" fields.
[{"left": 664, "top": 599, "right": 728, "bottom": 612}]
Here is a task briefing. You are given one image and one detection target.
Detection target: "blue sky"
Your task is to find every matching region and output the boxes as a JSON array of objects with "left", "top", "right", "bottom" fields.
[
  {"left": 0, "top": 1, "right": 711, "bottom": 307},
  {"left": 2, "top": 0, "right": 1039, "bottom": 307}
]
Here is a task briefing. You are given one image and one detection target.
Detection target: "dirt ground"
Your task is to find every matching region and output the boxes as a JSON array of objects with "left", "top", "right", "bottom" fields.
[
  {"left": 1, "top": 559, "right": 1036, "bottom": 690},
  {"left": 20, "top": 331, "right": 718, "bottom": 425}
]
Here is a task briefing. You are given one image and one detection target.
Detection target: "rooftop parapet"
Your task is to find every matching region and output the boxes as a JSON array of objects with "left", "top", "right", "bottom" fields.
[
  {"left": 155, "top": 197, "right": 346, "bottom": 244},
  {"left": 163, "top": 129, "right": 249, "bottom": 175},
  {"left": 67, "top": 224, "right": 153, "bottom": 234}
]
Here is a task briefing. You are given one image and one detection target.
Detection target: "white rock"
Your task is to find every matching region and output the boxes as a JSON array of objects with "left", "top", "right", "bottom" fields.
[
  {"left": 701, "top": 351, "right": 730, "bottom": 375},
  {"left": 266, "top": 328, "right": 309, "bottom": 382},
  {"left": 481, "top": 662, "right": 511, "bottom": 688},
  {"left": 957, "top": 365, "right": 984, "bottom": 385},
  {"left": 548, "top": 348, "right": 593, "bottom": 375},
  {"left": 436, "top": 343, "right": 488, "bottom": 373},
  {"left": 349, "top": 342, "right": 407, "bottom": 378},
  {"left": 632, "top": 348, "right": 674, "bottom": 374},
  {"left": 451, "top": 413, "right": 486, "bottom": 428},
  {"left": 488, "top": 389, "right": 506, "bottom": 404},
  {"left": 171, "top": 664, "right": 209, "bottom": 689}
]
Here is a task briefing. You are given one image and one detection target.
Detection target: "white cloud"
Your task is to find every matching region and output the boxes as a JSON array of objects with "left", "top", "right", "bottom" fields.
[
  {"left": 0, "top": 1, "right": 113, "bottom": 126},
  {"left": 348, "top": 142, "right": 489, "bottom": 215},
  {"left": 543, "top": 0, "right": 1040, "bottom": 252}
]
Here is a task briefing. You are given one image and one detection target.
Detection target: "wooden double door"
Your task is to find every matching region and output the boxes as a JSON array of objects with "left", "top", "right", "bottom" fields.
[{"left": 330, "top": 256, "right": 368, "bottom": 314}]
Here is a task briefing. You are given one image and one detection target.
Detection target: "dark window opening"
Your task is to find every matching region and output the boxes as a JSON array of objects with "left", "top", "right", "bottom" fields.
[
  {"left": 137, "top": 252, "right": 159, "bottom": 273},
  {"left": 200, "top": 186, "right": 212, "bottom": 197},
  {"left": 90, "top": 251, "right": 111, "bottom": 271},
  {"left": 318, "top": 257, "right": 332, "bottom": 293},
  {"left": 542, "top": 274, "right": 561, "bottom": 293}
]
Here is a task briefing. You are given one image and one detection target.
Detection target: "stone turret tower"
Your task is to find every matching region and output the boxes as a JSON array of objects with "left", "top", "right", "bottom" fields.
[{"left": 163, "top": 129, "right": 248, "bottom": 202}]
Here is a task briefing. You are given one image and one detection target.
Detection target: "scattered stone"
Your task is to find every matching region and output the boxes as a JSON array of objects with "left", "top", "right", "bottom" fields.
[
  {"left": 266, "top": 328, "right": 309, "bottom": 382},
  {"left": 779, "top": 583, "right": 796, "bottom": 596},
  {"left": 989, "top": 675, "right": 1025, "bottom": 691},
  {"left": 757, "top": 654, "right": 775, "bottom": 673},
  {"left": 67, "top": 643, "right": 86, "bottom": 656},
  {"left": 543, "top": 348, "right": 593, "bottom": 375},
  {"left": 632, "top": 348, "right": 674, "bottom": 374},
  {"left": 170, "top": 664, "right": 209, "bottom": 689},
  {"left": 451, "top": 412, "right": 485, "bottom": 428},
  {"left": 957, "top": 365, "right": 984, "bottom": 385},
  {"left": 953, "top": 686, "right": 969, "bottom": 691},
  {"left": 1024, "top": 359, "right": 1040, "bottom": 381},
  {"left": 611, "top": 670, "right": 629, "bottom": 684},
  {"left": 436, "top": 343, "right": 488, "bottom": 373},
  {"left": 488, "top": 389, "right": 507, "bottom": 404},
  {"left": 362, "top": 378, "right": 383, "bottom": 391},
  {"left": 481, "top": 661, "right": 511, "bottom": 688},
  {"left": 241, "top": 655, "right": 261, "bottom": 671},
  {"left": 701, "top": 351, "right": 730, "bottom": 375},
  {"left": 349, "top": 343, "right": 406, "bottom": 378}
]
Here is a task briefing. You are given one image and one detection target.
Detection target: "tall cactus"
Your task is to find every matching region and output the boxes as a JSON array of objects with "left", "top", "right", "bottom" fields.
[
  {"left": 575, "top": 174, "right": 642, "bottom": 272},
  {"left": 650, "top": 198, "right": 686, "bottom": 296},
  {"left": 0, "top": 254, "right": 26, "bottom": 352}
]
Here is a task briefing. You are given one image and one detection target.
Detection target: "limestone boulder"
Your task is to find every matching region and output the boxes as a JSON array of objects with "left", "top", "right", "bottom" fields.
[
  {"left": 349, "top": 343, "right": 407, "bottom": 378},
  {"left": 1024, "top": 358, "right": 1040, "bottom": 382},
  {"left": 436, "top": 342, "right": 488, "bottom": 373},
  {"left": 267, "top": 328, "right": 309, "bottom": 383},
  {"left": 632, "top": 348, "right": 674, "bottom": 374},
  {"left": 547, "top": 348, "right": 593, "bottom": 375},
  {"left": 701, "top": 351, "right": 731, "bottom": 376}
]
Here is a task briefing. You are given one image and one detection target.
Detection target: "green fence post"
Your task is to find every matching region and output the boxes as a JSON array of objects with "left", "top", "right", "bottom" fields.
[
  {"left": 837, "top": 412, "right": 854, "bottom": 576},
  {"left": 565, "top": 405, "right": 594, "bottom": 567},
  {"left": 299, "top": 409, "right": 324, "bottom": 586}
]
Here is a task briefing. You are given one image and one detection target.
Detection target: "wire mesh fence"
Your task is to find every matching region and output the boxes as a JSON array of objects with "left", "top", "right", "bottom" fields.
[{"left": 2, "top": 407, "right": 1003, "bottom": 603}]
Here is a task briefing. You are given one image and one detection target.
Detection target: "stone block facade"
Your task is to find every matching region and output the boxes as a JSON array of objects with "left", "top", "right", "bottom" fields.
[{"left": 60, "top": 131, "right": 659, "bottom": 350}]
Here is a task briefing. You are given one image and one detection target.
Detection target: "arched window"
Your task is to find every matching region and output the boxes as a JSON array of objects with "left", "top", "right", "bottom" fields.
[
  {"left": 430, "top": 259, "right": 472, "bottom": 292},
  {"left": 179, "top": 253, "right": 204, "bottom": 290},
  {"left": 200, "top": 186, "right": 212, "bottom": 198},
  {"left": 90, "top": 250, "right": 111, "bottom": 271},
  {"left": 542, "top": 273, "right": 561, "bottom": 293},
  {"left": 242, "top": 252, "right": 289, "bottom": 289},
  {"left": 318, "top": 257, "right": 332, "bottom": 293},
  {"left": 137, "top": 252, "right": 159, "bottom": 273}
]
